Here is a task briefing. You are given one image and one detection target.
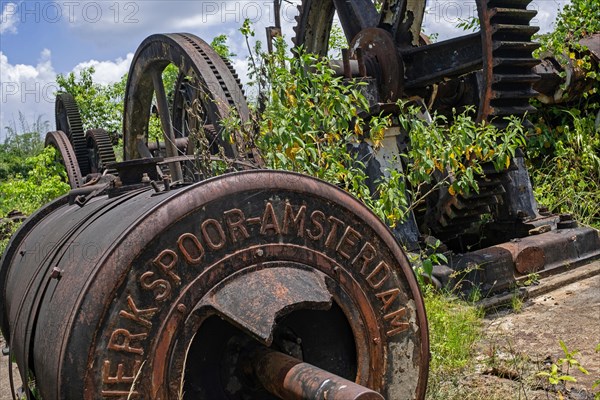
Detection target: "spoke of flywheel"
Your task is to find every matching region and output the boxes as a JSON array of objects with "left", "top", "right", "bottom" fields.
[
  {"left": 152, "top": 68, "right": 183, "bottom": 182},
  {"left": 332, "top": 0, "right": 379, "bottom": 42}
]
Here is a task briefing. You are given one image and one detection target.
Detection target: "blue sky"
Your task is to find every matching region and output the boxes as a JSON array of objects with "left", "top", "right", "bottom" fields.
[{"left": 0, "top": 0, "right": 569, "bottom": 141}]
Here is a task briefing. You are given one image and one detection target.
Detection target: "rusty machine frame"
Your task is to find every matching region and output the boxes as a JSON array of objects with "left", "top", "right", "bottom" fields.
[{"left": 1, "top": 0, "right": 599, "bottom": 399}]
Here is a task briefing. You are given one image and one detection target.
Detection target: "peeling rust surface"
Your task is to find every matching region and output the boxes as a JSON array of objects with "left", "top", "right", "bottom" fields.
[{"left": 0, "top": 171, "right": 429, "bottom": 399}]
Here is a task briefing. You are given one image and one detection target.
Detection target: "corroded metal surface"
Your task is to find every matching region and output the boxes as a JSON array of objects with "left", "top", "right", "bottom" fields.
[
  {"left": 85, "top": 128, "right": 117, "bottom": 174},
  {"left": 123, "top": 33, "right": 254, "bottom": 181},
  {"left": 55, "top": 93, "right": 90, "bottom": 176},
  {"left": 44, "top": 130, "right": 84, "bottom": 189},
  {"left": 292, "top": 0, "right": 542, "bottom": 253},
  {"left": 534, "top": 33, "right": 600, "bottom": 104},
  {"left": 0, "top": 171, "right": 429, "bottom": 399},
  {"left": 293, "top": 0, "right": 540, "bottom": 123},
  {"left": 250, "top": 347, "right": 385, "bottom": 399}
]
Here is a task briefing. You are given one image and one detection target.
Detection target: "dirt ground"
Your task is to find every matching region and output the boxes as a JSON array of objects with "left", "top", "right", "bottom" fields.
[
  {"left": 460, "top": 263, "right": 600, "bottom": 400},
  {"left": 1, "top": 264, "right": 598, "bottom": 399}
]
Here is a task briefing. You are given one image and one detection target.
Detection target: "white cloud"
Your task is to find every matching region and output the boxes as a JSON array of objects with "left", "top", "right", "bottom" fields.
[
  {"left": 0, "top": 0, "right": 572, "bottom": 142},
  {"left": 422, "top": 0, "right": 569, "bottom": 40},
  {"left": 72, "top": 53, "right": 133, "bottom": 85},
  {"left": 0, "top": 50, "right": 134, "bottom": 141},
  {"left": 0, "top": 2, "right": 19, "bottom": 34},
  {"left": 0, "top": 49, "right": 59, "bottom": 139}
]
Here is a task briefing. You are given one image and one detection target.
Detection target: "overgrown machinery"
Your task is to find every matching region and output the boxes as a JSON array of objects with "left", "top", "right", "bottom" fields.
[{"left": 1, "top": 1, "right": 599, "bottom": 399}]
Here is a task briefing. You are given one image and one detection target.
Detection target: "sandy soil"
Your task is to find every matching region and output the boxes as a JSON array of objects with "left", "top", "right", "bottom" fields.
[
  {"left": 471, "top": 267, "right": 600, "bottom": 399},
  {"left": 1, "top": 264, "right": 598, "bottom": 399}
]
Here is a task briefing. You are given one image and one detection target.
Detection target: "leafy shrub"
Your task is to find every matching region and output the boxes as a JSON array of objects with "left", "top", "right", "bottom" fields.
[
  {"left": 534, "top": 0, "right": 600, "bottom": 102},
  {"left": 0, "top": 146, "right": 70, "bottom": 216},
  {"left": 530, "top": 110, "right": 600, "bottom": 228},
  {"left": 242, "top": 31, "right": 527, "bottom": 230}
]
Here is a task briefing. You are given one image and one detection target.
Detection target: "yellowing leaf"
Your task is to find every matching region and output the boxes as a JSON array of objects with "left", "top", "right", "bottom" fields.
[
  {"left": 354, "top": 122, "right": 363, "bottom": 136},
  {"left": 505, "top": 156, "right": 511, "bottom": 169},
  {"left": 569, "top": 52, "right": 576, "bottom": 59},
  {"left": 448, "top": 186, "right": 456, "bottom": 196},
  {"left": 285, "top": 146, "right": 300, "bottom": 160}
]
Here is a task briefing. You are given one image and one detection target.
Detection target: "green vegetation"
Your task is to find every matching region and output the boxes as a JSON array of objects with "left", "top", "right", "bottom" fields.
[
  {"left": 0, "top": 146, "right": 70, "bottom": 254},
  {"left": 537, "top": 341, "right": 593, "bottom": 397},
  {"left": 0, "top": 113, "right": 47, "bottom": 180},
  {"left": 528, "top": 0, "right": 600, "bottom": 229},
  {"left": 530, "top": 110, "right": 600, "bottom": 227},
  {"left": 249, "top": 34, "right": 525, "bottom": 230},
  {"left": 0, "top": 2, "right": 598, "bottom": 398},
  {"left": 210, "top": 34, "right": 237, "bottom": 60},
  {"left": 424, "top": 288, "right": 483, "bottom": 373},
  {"left": 535, "top": 0, "right": 600, "bottom": 95},
  {"left": 56, "top": 67, "right": 126, "bottom": 134},
  {"left": 0, "top": 146, "right": 70, "bottom": 217}
]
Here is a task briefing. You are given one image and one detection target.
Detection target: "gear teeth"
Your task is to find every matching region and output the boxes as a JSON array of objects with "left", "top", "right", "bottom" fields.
[
  {"left": 292, "top": 5, "right": 302, "bottom": 46},
  {"left": 86, "top": 129, "right": 117, "bottom": 174},
  {"left": 221, "top": 57, "right": 245, "bottom": 96},
  {"left": 488, "top": 0, "right": 531, "bottom": 8},
  {"left": 487, "top": 0, "right": 541, "bottom": 125},
  {"left": 291, "top": 1, "right": 335, "bottom": 56},
  {"left": 176, "top": 33, "right": 249, "bottom": 111},
  {"left": 493, "top": 73, "right": 540, "bottom": 83},
  {"left": 490, "top": 8, "right": 537, "bottom": 23},
  {"left": 55, "top": 93, "right": 90, "bottom": 176},
  {"left": 45, "top": 131, "right": 83, "bottom": 189},
  {"left": 430, "top": 177, "right": 507, "bottom": 241}
]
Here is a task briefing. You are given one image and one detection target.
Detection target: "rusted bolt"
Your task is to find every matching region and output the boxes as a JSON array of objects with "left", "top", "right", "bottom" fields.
[
  {"left": 50, "top": 267, "right": 63, "bottom": 279},
  {"left": 151, "top": 181, "right": 161, "bottom": 193},
  {"left": 163, "top": 175, "right": 171, "bottom": 191},
  {"left": 557, "top": 213, "right": 578, "bottom": 229},
  {"left": 373, "top": 337, "right": 381, "bottom": 345},
  {"left": 559, "top": 213, "right": 573, "bottom": 222},
  {"left": 177, "top": 304, "right": 187, "bottom": 313},
  {"left": 255, "top": 249, "right": 264, "bottom": 257}
]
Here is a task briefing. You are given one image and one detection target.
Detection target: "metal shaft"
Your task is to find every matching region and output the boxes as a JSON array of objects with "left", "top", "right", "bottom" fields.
[
  {"left": 152, "top": 70, "right": 183, "bottom": 183},
  {"left": 250, "top": 347, "right": 384, "bottom": 400}
]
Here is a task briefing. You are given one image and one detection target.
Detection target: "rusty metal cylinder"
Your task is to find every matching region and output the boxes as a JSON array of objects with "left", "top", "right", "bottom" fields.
[
  {"left": 251, "top": 347, "right": 384, "bottom": 400},
  {"left": 0, "top": 171, "right": 429, "bottom": 399}
]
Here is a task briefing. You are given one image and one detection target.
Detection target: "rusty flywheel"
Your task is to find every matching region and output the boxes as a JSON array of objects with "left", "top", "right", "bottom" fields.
[{"left": 123, "top": 33, "right": 257, "bottom": 184}]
